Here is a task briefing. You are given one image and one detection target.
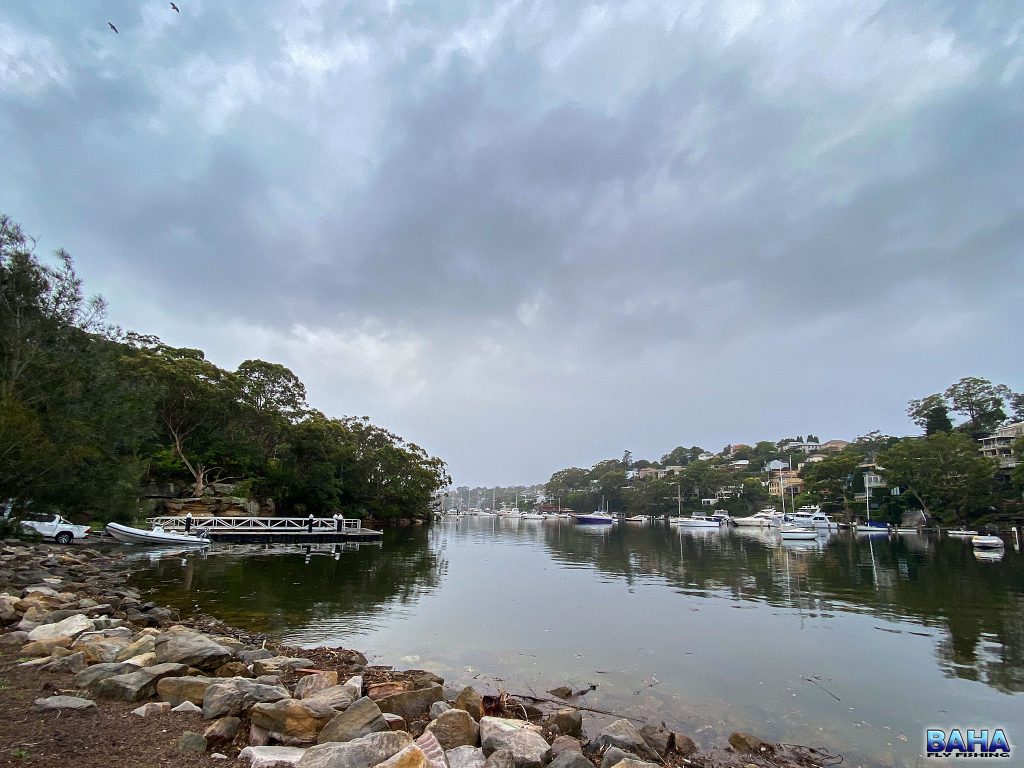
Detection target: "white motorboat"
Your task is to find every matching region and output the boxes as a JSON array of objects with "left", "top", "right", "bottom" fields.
[
  {"left": 971, "top": 535, "right": 1004, "bottom": 550},
  {"left": 709, "top": 510, "right": 734, "bottom": 525},
  {"left": 734, "top": 509, "right": 782, "bottom": 527},
  {"left": 779, "top": 526, "right": 818, "bottom": 540},
  {"left": 946, "top": 528, "right": 978, "bottom": 537},
  {"left": 855, "top": 520, "right": 891, "bottom": 535},
  {"left": 787, "top": 510, "right": 838, "bottom": 529},
  {"left": 520, "top": 512, "right": 545, "bottom": 520},
  {"left": 622, "top": 515, "right": 649, "bottom": 523},
  {"left": 896, "top": 527, "right": 922, "bottom": 534},
  {"left": 106, "top": 522, "right": 211, "bottom": 547},
  {"left": 672, "top": 516, "right": 722, "bottom": 528}
]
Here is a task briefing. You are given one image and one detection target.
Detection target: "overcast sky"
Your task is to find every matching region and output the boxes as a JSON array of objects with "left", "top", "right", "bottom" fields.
[{"left": 2, "top": 1, "right": 1022, "bottom": 486}]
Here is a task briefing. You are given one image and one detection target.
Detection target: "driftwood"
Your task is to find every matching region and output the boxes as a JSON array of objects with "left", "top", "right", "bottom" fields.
[{"left": 508, "top": 691, "right": 647, "bottom": 723}]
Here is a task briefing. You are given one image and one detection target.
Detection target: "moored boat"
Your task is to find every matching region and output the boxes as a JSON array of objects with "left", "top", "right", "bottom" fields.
[
  {"left": 855, "top": 520, "right": 891, "bottom": 535},
  {"left": 946, "top": 528, "right": 979, "bottom": 537},
  {"left": 106, "top": 522, "right": 211, "bottom": 547},
  {"left": 520, "top": 512, "right": 544, "bottom": 520},
  {"left": 734, "top": 508, "right": 783, "bottom": 527},
  {"left": 787, "top": 509, "right": 838, "bottom": 529},
  {"left": 672, "top": 515, "right": 721, "bottom": 528},
  {"left": 622, "top": 514, "right": 649, "bottom": 523},
  {"left": 575, "top": 511, "right": 616, "bottom": 525},
  {"left": 971, "top": 535, "right": 1004, "bottom": 550},
  {"left": 779, "top": 526, "right": 818, "bottom": 540}
]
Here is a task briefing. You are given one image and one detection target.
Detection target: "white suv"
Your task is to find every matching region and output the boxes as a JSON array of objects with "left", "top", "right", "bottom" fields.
[{"left": 20, "top": 514, "right": 91, "bottom": 545}]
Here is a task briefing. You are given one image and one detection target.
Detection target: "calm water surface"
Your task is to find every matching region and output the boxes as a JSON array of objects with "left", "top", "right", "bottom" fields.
[{"left": 129, "top": 518, "right": 1024, "bottom": 767}]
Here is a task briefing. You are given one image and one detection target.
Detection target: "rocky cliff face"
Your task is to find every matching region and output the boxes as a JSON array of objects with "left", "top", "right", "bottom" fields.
[{"left": 140, "top": 482, "right": 274, "bottom": 517}]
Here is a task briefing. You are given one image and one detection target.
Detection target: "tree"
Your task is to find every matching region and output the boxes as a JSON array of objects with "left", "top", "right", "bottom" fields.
[
  {"left": 907, "top": 393, "right": 953, "bottom": 435},
  {"left": 235, "top": 359, "right": 307, "bottom": 460},
  {"left": 124, "top": 338, "right": 244, "bottom": 497},
  {"left": 878, "top": 432, "right": 996, "bottom": 524},
  {"left": 944, "top": 377, "right": 1010, "bottom": 435},
  {"left": 800, "top": 452, "right": 862, "bottom": 516},
  {"left": 1009, "top": 392, "right": 1024, "bottom": 422}
]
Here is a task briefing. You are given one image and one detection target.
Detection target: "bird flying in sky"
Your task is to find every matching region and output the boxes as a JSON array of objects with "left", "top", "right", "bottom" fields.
[
  {"left": 108, "top": 21, "right": 118, "bottom": 33},
  {"left": 170, "top": 2, "right": 179, "bottom": 12}
]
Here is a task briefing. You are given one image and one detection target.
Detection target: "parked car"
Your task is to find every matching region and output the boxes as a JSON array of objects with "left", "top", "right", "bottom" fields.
[{"left": 20, "top": 513, "right": 91, "bottom": 544}]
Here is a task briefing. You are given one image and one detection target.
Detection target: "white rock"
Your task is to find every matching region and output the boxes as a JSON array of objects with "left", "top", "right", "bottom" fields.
[
  {"left": 26, "top": 614, "right": 94, "bottom": 642},
  {"left": 240, "top": 745, "right": 308, "bottom": 768},
  {"left": 172, "top": 701, "right": 204, "bottom": 714}
]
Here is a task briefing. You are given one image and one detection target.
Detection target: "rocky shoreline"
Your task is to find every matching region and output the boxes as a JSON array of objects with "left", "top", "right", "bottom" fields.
[{"left": 1, "top": 540, "right": 842, "bottom": 768}]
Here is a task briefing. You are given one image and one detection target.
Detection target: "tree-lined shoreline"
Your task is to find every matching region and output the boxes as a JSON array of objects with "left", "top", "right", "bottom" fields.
[
  {"left": 0, "top": 214, "right": 448, "bottom": 526},
  {"left": 544, "top": 380, "right": 1023, "bottom": 525}
]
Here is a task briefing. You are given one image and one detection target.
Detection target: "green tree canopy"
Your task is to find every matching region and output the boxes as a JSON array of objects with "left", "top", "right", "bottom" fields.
[
  {"left": 878, "top": 432, "right": 995, "bottom": 524},
  {"left": 907, "top": 393, "right": 953, "bottom": 435}
]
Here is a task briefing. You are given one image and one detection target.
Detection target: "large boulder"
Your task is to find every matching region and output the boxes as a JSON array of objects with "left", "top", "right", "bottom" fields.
[
  {"left": 34, "top": 695, "right": 96, "bottom": 713},
  {"left": 157, "top": 676, "right": 216, "bottom": 707},
  {"left": 73, "top": 634, "right": 131, "bottom": 664},
  {"left": 379, "top": 745, "right": 431, "bottom": 768},
  {"left": 670, "top": 732, "right": 697, "bottom": 757},
  {"left": 40, "top": 651, "right": 87, "bottom": 674},
  {"left": 375, "top": 683, "right": 444, "bottom": 722},
  {"left": 549, "top": 753, "right": 592, "bottom": 768},
  {"left": 549, "top": 737, "right": 582, "bottom": 759},
  {"left": 305, "top": 685, "right": 358, "bottom": 712},
  {"left": 479, "top": 718, "right": 550, "bottom": 768},
  {"left": 298, "top": 731, "right": 413, "bottom": 768},
  {"left": 545, "top": 709, "right": 582, "bottom": 739},
  {"left": 94, "top": 662, "right": 189, "bottom": 701},
  {"left": 317, "top": 696, "right": 389, "bottom": 744},
  {"left": 0, "top": 593, "right": 19, "bottom": 623},
  {"left": 599, "top": 747, "right": 637, "bottom": 768},
  {"left": 154, "top": 627, "right": 232, "bottom": 670},
  {"left": 426, "top": 709, "right": 479, "bottom": 751},
  {"left": 203, "top": 677, "right": 291, "bottom": 719},
  {"left": 26, "top": 613, "right": 94, "bottom": 642},
  {"left": 204, "top": 716, "right": 243, "bottom": 748},
  {"left": 20, "top": 636, "right": 73, "bottom": 657},
  {"left": 638, "top": 725, "right": 670, "bottom": 757},
  {"left": 589, "top": 720, "right": 657, "bottom": 761},
  {"left": 73, "top": 661, "right": 141, "bottom": 690},
  {"left": 295, "top": 671, "right": 340, "bottom": 699},
  {"left": 455, "top": 688, "right": 484, "bottom": 722},
  {"left": 253, "top": 656, "right": 315, "bottom": 676},
  {"left": 115, "top": 634, "right": 156, "bottom": 662},
  {"left": 250, "top": 698, "right": 338, "bottom": 745},
  {"left": 415, "top": 731, "right": 448, "bottom": 768},
  {"left": 446, "top": 746, "right": 486, "bottom": 768}
]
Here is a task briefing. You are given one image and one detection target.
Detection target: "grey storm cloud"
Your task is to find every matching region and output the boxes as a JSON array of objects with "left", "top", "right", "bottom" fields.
[{"left": 2, "top": 0, "right": 1022, "bottom": 484}]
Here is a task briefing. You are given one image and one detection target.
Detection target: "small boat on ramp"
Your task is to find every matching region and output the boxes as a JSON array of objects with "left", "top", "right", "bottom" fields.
[{"left": 106, "top": 522, "right": 211, "bottom": 547}]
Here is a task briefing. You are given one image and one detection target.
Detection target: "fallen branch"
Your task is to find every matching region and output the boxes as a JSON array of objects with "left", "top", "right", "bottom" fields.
[{"left": 508, "top": 692, "right": 647, "bottom": 723}]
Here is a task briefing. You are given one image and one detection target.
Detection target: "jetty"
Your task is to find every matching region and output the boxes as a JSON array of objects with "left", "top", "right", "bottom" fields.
[{"left": 146, "top": 515, "right": 384, "bottom": 544}]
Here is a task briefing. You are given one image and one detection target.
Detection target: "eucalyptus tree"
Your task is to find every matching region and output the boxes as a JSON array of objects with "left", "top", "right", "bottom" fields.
[{"left": 878, "top": 432, "right": 995, "bottom": 524}]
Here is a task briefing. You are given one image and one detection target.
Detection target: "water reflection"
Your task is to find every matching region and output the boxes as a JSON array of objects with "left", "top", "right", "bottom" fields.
[{"left": 129, "top": 518, "right": 1023, "bottom": 767}]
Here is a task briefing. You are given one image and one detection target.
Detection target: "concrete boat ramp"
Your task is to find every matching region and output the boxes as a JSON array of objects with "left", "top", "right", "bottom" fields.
[{"left": 147, "top": 515, "right": 384, "bottom": 544}]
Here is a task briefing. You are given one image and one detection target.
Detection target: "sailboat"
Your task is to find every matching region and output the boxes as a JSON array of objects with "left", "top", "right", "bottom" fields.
[{"left": 855, "top": 474, "right": 889, "bottom": 535}]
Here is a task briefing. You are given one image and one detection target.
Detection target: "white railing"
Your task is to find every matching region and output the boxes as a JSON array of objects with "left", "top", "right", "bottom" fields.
[{"left": 147, "top": 516, "right": 364, "bottom": 532}]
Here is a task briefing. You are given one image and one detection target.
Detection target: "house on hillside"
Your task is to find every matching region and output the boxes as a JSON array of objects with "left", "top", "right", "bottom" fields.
[
  {"left": 979, "top": 421, "right": 1024, "bottom": 483},
  {"left": 820, "top": 439, "right": 850, "bottom": 452},
  {"left": 768, "top": 470, "right": 803, "bottom": 497},
  {"left": 780, "top": 439, "right": 822, "bottom": 455}
]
